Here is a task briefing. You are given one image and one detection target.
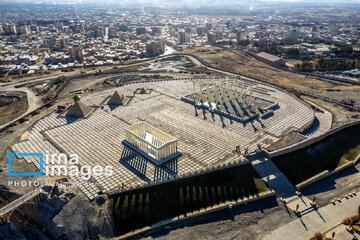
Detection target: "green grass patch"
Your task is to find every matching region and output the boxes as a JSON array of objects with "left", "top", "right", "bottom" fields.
[
  {"left": 273, "top": 124, "right": 360, "bottom": 185},
  {"left": 109, "top": 164, "right": 268, "bottom": 235},
  {"left": 341, "top": 145, "right": 360, "bottom": 162}
]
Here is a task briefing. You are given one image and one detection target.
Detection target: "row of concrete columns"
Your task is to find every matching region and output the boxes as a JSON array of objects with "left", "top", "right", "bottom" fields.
[
  {"left": 156, "top": 142, "right": 177, "bottom": 160},
  {"left": 192, "top": 79, "right": 263, "bottom": 114}
]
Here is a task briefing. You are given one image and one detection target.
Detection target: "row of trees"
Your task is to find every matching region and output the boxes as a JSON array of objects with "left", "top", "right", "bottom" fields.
[{"left": 293, "top": 58, "right": 355, "bottom": 71}]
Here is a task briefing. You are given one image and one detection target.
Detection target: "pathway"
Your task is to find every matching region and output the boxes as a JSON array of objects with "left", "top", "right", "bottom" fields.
[
  {"left": 247, "top": 152, "right": 295, "bottom": 197},
  {"left": 301, "top": 99, "right": 333, "bottom": 138},
  {"left": 263, "top": 191, "right": 360, "bottom": 240},
  {"left": 247, "top": 152, "right": 316, "bottom": 217},
  {"left": 0, "top": 87, "right": 43, "bottom": 130}
]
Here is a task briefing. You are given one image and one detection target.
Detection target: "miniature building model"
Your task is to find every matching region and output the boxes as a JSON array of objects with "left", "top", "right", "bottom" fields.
[
  {"left": 65, "top": 101, "right": 92, "bottom": 117},
  {"left": 124, "top": 122, "right": 180, "bottom": 165},
  {"left": 138, "top": 88, "right": 147, "bottom": 94},
  {"left": 108, "top": 91, "right": 124, "bottom": 105}
]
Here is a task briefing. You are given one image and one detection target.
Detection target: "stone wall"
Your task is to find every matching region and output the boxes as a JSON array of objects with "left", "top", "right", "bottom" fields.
[{"left": 266, "top": 120, "right": 360, "bottom": 158}]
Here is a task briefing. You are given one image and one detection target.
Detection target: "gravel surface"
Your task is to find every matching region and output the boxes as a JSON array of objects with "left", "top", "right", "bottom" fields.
[
  {"left": 137, "top": 197, "right": 295, "bottom": 240},
  {"left": 302, "top": 162, "right": 360, "bottom": 207}
]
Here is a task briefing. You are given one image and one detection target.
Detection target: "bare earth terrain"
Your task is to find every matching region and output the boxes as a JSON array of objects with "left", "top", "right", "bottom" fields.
[
  {"left": 183, "top": 47, "right": 360, "bottom": 109},
  {"left": 0, "top": 91, "right": 28, "bottom": 126}
]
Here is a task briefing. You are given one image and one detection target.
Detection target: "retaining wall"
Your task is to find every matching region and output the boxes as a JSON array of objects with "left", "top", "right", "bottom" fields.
[
  {"left": 113, "top": 190, "right": 275, "bottom": 240},
  {"left": 267, "top": 120, "right": 360, "bottom": 158}
]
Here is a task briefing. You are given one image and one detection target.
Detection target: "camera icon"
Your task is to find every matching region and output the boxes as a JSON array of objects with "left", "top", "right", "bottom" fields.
[{"left": 8, "top": 150, "right": 43, "bottom": 176}]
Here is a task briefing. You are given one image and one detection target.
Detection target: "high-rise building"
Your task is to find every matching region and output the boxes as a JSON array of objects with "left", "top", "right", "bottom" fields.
[
  {"left": 152, "top": 27, "right": 161, "bottom": 35},
  {"left": 196, "top": 27, "right": 203, "bottom": 36},
  {"left": 146, "top": 39, "right": 165, "bottom": 57},
  {"left": 30, "top": 25, "right": 39, "bottom": 32},
  {"left": 282, "top": 30, "right": 299, "bottom": 42},
  {"left": 119, "top": 25, "right": 128, "bottom": 32},
  {"left": 17, "top": 25, "right": 30, "bottom": 35},
  {"left": 177, "top": 31, "right": 186, "bottom": 44},
  {"left": 1, "top": 24, "right": 9, "bottom": 34},
  {"left": 43, "top": 37, "right": 56, "bottom": 49},
  {"left": 95, "top": 28, "right": 105, "bottom": 38},
  {"left": 68, "top": 46, "right": 84, "bottom": 63},
  {"left": 55, "top": 22, "right": 64, "bottom": 31},
  {"left": 109, "top": 28, "right": 117, "bottom": 38},
  {"left": 60, "top": 38, "right": 68, "bottom": 49},
  {"left": 236, "top": 31, "right": 246, "bottom": 42},
  {"left": 8, "top": 24, "right": 17, "bottom": 35},
  {"left": 207, "top": 32, "right": 216, "bottom": 45},
  {"left": 136, "top": 27, "right": 146, "bottom": 35}
]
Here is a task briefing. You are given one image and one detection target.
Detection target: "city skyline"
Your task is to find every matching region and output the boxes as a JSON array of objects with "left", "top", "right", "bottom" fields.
[{"left": 0, "top": 2, "right": 360, "bottom": 240}]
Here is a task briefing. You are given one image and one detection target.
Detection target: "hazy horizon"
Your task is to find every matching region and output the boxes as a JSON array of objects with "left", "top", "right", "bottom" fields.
[{"left": 1, "top": 0, "right": 360, "bottom": 5}]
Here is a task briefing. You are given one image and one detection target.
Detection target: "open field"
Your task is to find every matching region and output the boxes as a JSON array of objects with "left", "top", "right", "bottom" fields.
[
  {"left": 183, "top": 47, "right": 360, "bottom": 109},
  {"left": 0, "top": 91, "right": 28, "bottom": 126}
]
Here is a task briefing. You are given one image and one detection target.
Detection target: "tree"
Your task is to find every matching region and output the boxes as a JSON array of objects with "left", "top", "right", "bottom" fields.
[
  {"left": 284, "top": 48, "right": 300, "bottom": 59},
  {"left": 238, "top": 39, "right": 250, "bottom": 46},
  {"left": 72, "top": 94, "right": 81, "bottom": 102}
]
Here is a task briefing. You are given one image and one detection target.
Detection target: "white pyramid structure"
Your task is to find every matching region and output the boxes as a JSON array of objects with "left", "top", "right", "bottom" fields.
[
  {"left": 65, "top": 101, "right": 92, "bottom": 117},
  {"left": 108, "top": 91, "right": 124, "bottom": 105}
]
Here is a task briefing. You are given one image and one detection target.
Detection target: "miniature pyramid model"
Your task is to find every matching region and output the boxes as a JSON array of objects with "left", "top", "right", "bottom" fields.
[
  {"left": 108, "top": 91, "right": 124, "bottom": 105},
  {"left": 138, "top": 88, "right": 147, "bottom": 94},
  {"left": 65, "top": 101, "right": 92, "bottom": 117}
]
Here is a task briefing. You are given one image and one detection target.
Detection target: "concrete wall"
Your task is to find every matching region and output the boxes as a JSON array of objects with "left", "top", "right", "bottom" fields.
[
  {"left": 296, "top": 155, "right": 360, "bottom": 190},
  {"left": 114, "top": 190, "right": 276, "bottom": 240},
  {"left": 267, "top": 120, "right": 360, "bottom": 158}
]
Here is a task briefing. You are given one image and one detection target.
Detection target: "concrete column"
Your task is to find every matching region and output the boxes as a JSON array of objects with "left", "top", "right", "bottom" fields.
[
  {"left": 206, "top": 83, "right": 210, "bottom": 101},
  {"left": 221, "top": 82, "right": 224, "bottom": 100}
]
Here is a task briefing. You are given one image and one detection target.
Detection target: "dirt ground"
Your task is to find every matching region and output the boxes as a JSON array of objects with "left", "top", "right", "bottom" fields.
[
  {"left": 0, "top": 91, "right": 28, "bottom": 126},
  {"left": 302, "top": 162, "right": 360, "bottom": 207},
  {"left": 137, "top": 161, "right": 360, "bottom": 240},
  {"left": 301, "top": 95, "right": 360, "bottom": 127},
  {"left": 267, "top": 131, "right": 306, "bottom": 152},
  {"left": 137, "top": 197, "right": 295, "bottom": 240},
  {"left": 183, "top": 47, "right": 360, "bottom": 109}
]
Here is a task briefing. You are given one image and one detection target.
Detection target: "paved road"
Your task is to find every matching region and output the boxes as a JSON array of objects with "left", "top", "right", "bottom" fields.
[
  {"left": 0, "top": 87, "right": 43, "bottom": 130},
  {"left": 0, "top": 54, "right": 186, "bottom": 88},
  {"left": 263, "top": 191, "right": 360, "bottom": 240}
]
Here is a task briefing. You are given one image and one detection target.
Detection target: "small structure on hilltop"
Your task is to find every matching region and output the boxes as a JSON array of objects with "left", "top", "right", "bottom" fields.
[{"left": 122, "top": 122, "right": 181, "bottom": 165}]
